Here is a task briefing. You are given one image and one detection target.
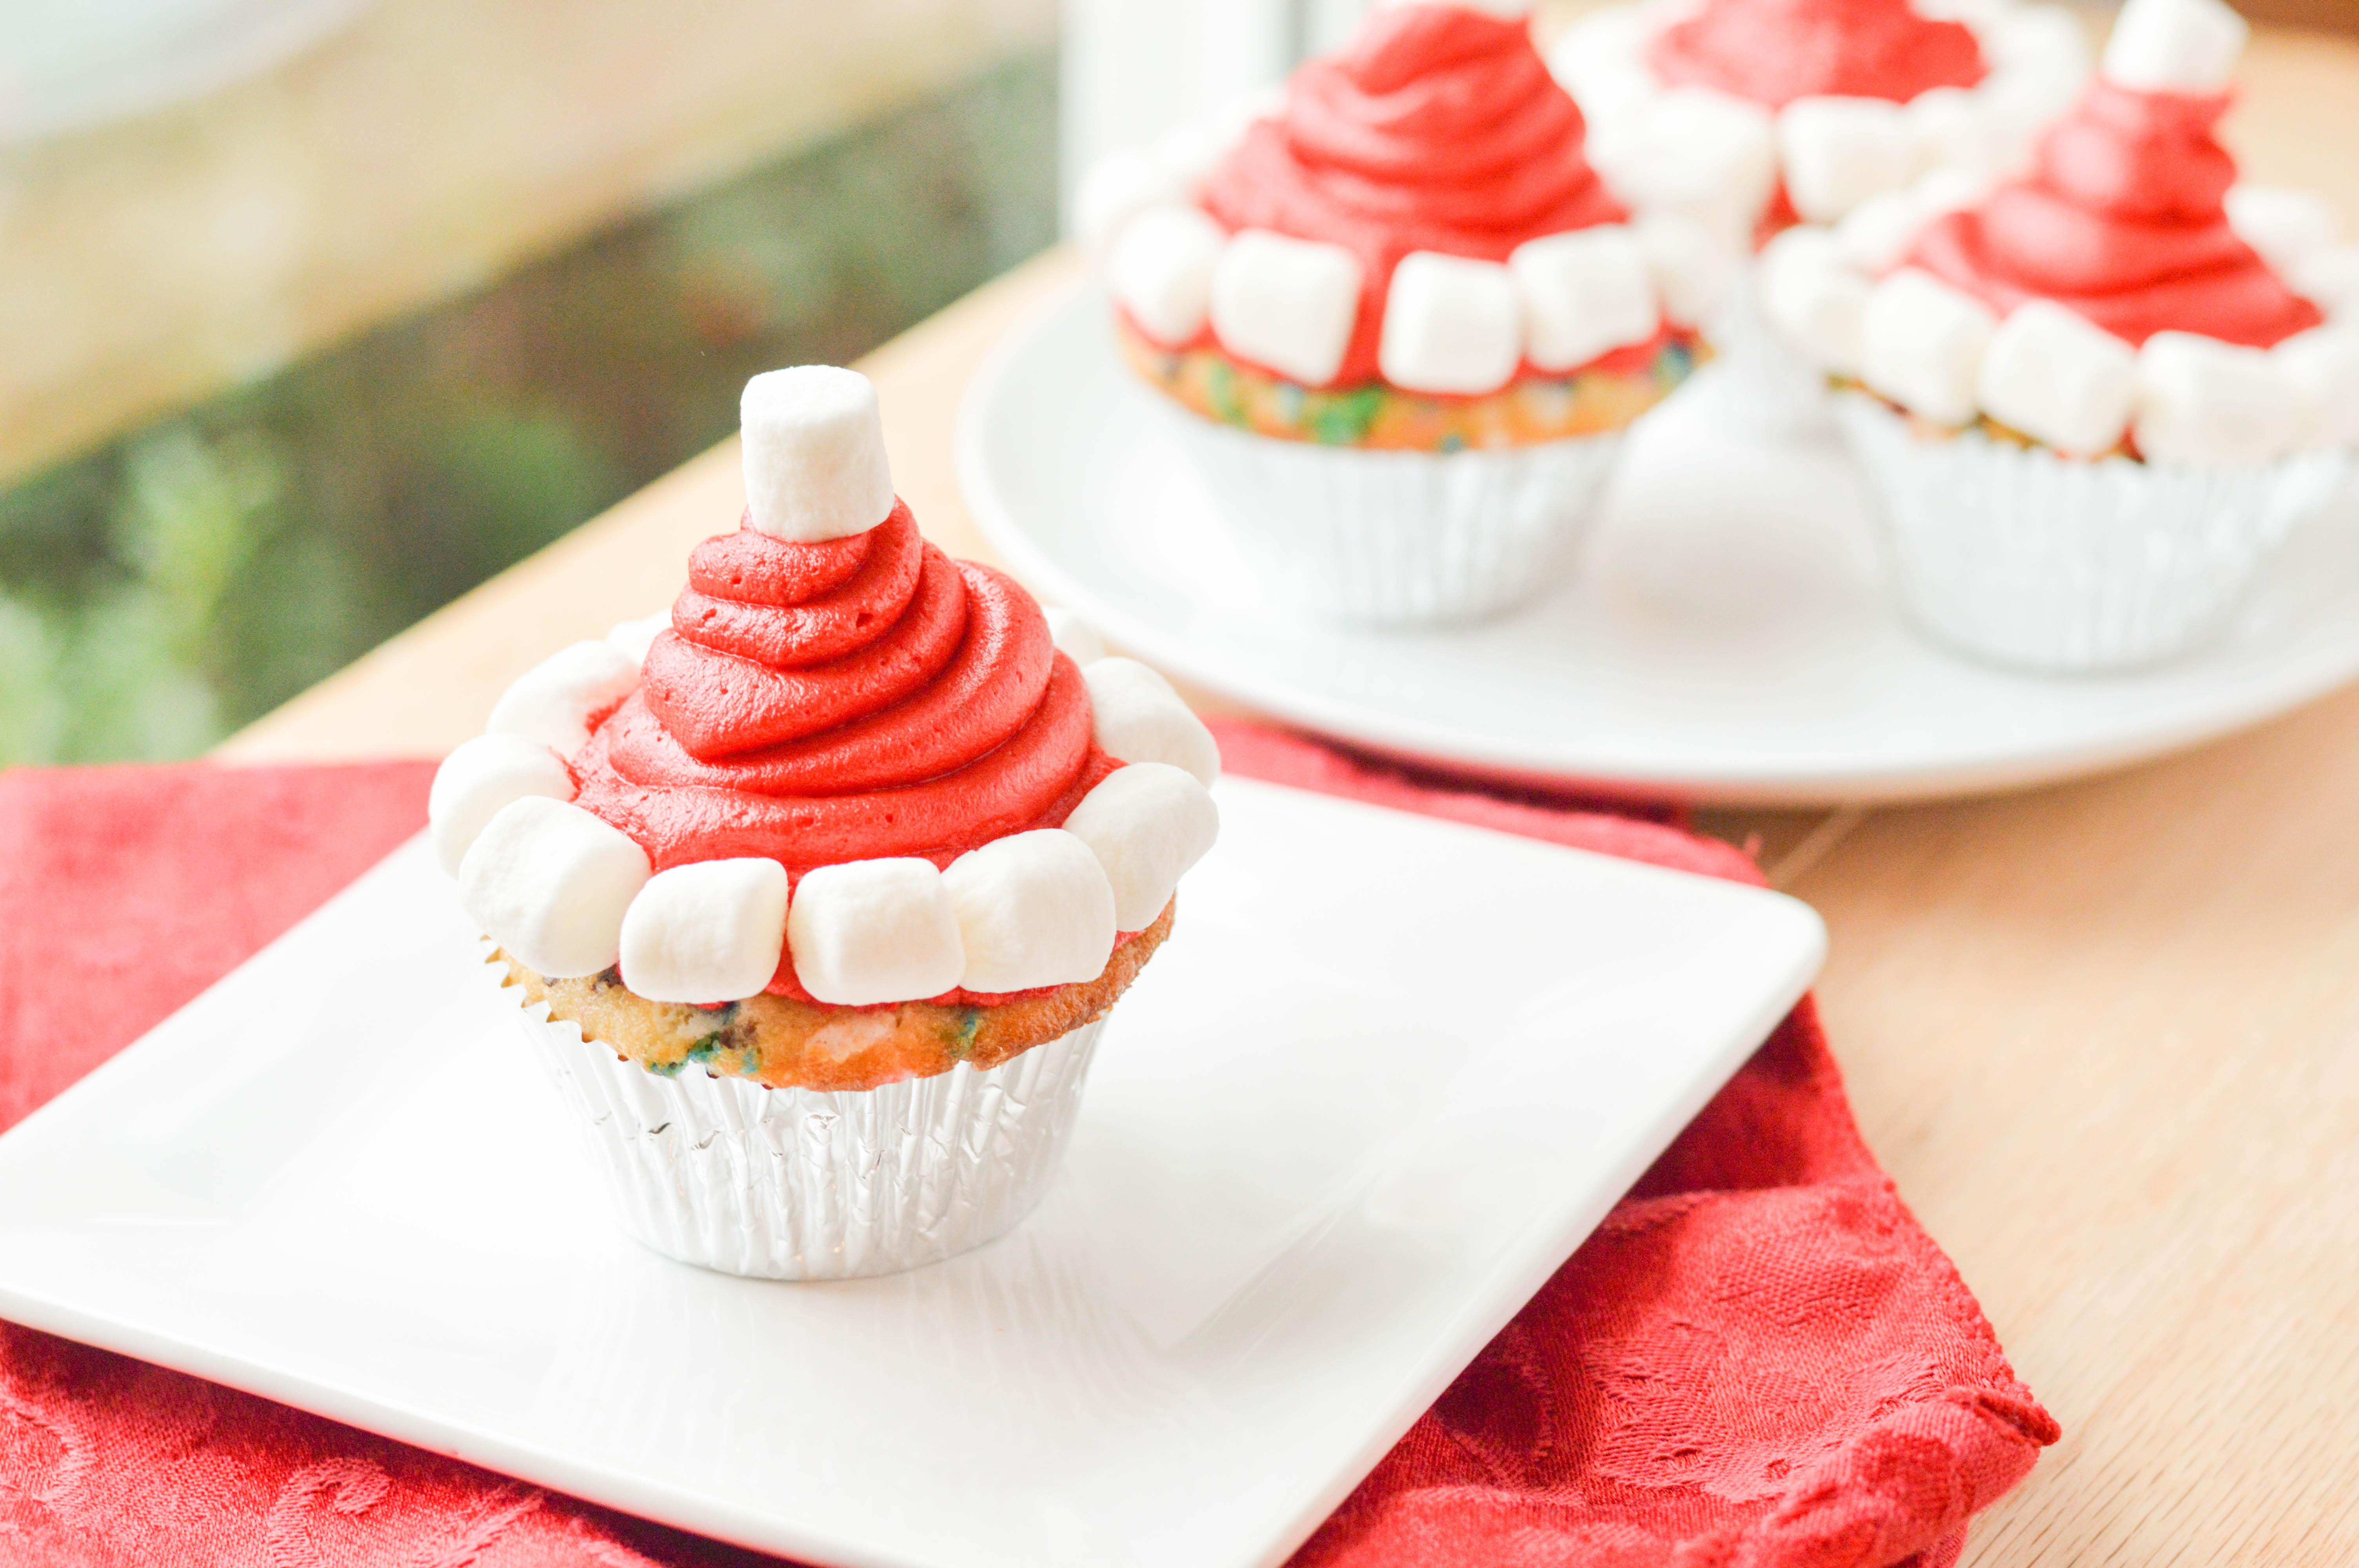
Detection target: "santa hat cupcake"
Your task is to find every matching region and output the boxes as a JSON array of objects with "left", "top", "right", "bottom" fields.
[
  {"left": 1081, "top": 1, "right": 1712, "bottom": 626},
  {"left": 429, "top": 367, "right": 1222, "bottom": 1279},
  {"left": 1759, "top": 0, "right": 2358, "bottom": 671}
]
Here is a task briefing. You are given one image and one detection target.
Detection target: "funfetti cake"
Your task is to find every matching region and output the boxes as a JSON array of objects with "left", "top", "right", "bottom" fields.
[
  {"left": 1755, "top": 0, "right": 2359, "bottom": 672},
  {"left": 1082, "top": 1, "right": 1713, "bottom": 627},
  {"left": 429, "top": 366, "right": 1222, "bottom": 1279}
]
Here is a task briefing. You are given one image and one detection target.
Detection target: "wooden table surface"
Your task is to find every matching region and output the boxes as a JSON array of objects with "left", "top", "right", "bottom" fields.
[{"left": 218, "top": 29, "right": 2359, "bottom": 1566}]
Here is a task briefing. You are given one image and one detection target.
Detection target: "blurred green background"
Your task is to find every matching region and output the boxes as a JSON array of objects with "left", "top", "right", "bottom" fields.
[{"left": 0, "top": 51, "right": 1055, "bottom": 766}]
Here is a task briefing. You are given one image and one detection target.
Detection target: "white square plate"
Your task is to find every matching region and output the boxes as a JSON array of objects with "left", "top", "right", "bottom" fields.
[{"left": 0, "top": 779, "right": 1823, "bottom": 1568}]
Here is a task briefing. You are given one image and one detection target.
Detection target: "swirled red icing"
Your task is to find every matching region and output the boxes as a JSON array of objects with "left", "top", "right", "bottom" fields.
[
  {"left": 1904, "top": 82, "right": 2323, "bottom": 347},
  {"left": 1646, "top": 0, "right": 1985, "bottom": 109},
  {"left": 1195, "top": 4, "right": 1621, "bottom": 387},
  {"left": 572, "top": 500, "right": 1116, "bottom": 878}
]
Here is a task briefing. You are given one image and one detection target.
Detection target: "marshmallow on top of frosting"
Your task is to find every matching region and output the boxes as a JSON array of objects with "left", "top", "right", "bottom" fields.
[{"left": 740, "top": 366, "right": 897, "bottom": 543}]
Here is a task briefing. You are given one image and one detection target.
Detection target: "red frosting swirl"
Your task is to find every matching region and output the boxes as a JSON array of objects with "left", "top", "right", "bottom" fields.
[
  {"left": 1905, "top": 82, "right": 2323, "bottom": 347},
  {"left": 1195, "top": 4, "right": 1621, "bottom": 387},
  {"left": 571, "top": 501, "right": 1116, "bottom": 880},
  {"left": 1646, "top": 0, "right": 1985, "bottom": 109}
]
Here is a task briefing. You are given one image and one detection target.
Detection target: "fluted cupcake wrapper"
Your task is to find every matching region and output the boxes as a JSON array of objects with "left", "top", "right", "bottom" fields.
[
  {"left": 1835, "top": 392, "right": 2352, "bottom": 674},
  {"left": 514, "top": 994, "right": 1108, "bottom": 1281},
  {"left": 1167, "top": 405, "right": 1625, "bottom": 628}
]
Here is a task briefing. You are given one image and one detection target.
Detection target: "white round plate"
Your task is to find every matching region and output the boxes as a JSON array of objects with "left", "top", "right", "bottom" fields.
[{"left": 957, "top": 284, "right": 2359, "bottom": 806}]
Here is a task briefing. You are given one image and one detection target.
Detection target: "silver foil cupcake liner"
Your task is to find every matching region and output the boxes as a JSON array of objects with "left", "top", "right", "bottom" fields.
[
  {"left": 1834, "top": 392, "right": 2350, "bottom": 673},
  {"left": 1167, "top": 406, "right": 1625, "bottom": 627},
  {"left": 515, "top": 997, "right": 1108, "bottom": 1280}
]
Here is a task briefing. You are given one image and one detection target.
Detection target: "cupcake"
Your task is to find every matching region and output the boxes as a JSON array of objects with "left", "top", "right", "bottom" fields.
[
  {"left": 1548, "top": 0, "right": 2091, "bottom": 421},
  {"left": 1084, "top": 2, "right": 1710, "bottom": 626},
  {"left": 427, "top": 367, "right": 1223, "bottom": 1279},
  {"left": 1759, "top": 0, "right": 2359, "bottom": 671}
]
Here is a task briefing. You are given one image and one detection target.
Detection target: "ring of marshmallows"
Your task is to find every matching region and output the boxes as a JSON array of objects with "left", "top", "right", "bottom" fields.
[
  {"left": 1078, "top": 1, "right": 1732, "bottom": 399},
  {"left": 1755, "top": 0, "right": 2359, "bottom": 466},
  {"left": 1550, "top": 0, "right": 2092, "bottom": 244},
  {"left": 427, "top": 368, "right": 1223, "bottom": 1009}
]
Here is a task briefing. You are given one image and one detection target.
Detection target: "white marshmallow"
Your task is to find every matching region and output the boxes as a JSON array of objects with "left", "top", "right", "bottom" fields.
[
  {"left": 605, "top": 611, "right": 670, "bottom": 665},
  {"left": 1074, "top": 147, "right": 1183, "bottom": 253},
  {"left": 2223, "top": 185, "right": 2337, "bottom": 276},
  {"left": 1379, "top": 251, "right": 1524, "bottom": 393},
  {"left": 1109, "top": 205, "right": 1227, "bottom": 346},
  {"left": 1778, "top": 96, "right": 1917, "bottom": 224},
  {"left": 428, "top": 733, "right": 576, "bottom": 878},
  {"left": 1976, "top": 300, "right": 2139, "bottom": 455},
  {"left": 941, "top": 831, "right": 1118, "bottom": 993},
  {"left": 619, "top": 858, "right": 789, "bottom": 1005},
  {"left": 1587, "top": 89, "right": 1778, "bottom": 236},
  {"left": 1209, "top": 229, "right": 1364, "bottom": 386},
  {"left": 785, "top": 857, "right": 965, "bottom": 1006},
  {"left": 1861, "top": 268, "right": 1999, "bottom": 426},
  {"left": 2292, "top": 247, "right": 2359, "bottom": 320},
  {"left": 1061, "top": 763, "right": 1220, "bottom": 931},
  {"left": 459, "top": 797, "right": 651, "bottom": 980},
  {"left": 1632, "top": 209, "right": 1742, "bottom": 325},
  {"left": 1043, "top": 606, "right": 1105, "bottom": 666},
  {"left": 2101, "top": 0, "right": 2246, "bottom": 94},
  {"left": 1509, "top": 226, "right": 1659, "bottom": 372},
  {"left": 2275, "top": 325, "right": 2359, "bottom": 449},
  {"left": 1835, "top": 191, "right": 1933, "bottom": 274},
  {"left": 1083, "top": 657, "right": 1221, "bottom": 787},
  {"left": 485, "top": 640, "right": 641, "bottom": 758},
  {"left": 2134, "top": 330, "right": 2303, "bottom": 467},
  {"left": 740, "top": 367, "right": 896, "bottom": 543},
  {"left": 1985, "top": 5, "right": 2096, "bottom": 104},
  {"left": 1756, "top": 226, "right": 1874, "bottom": 376},
  {"left": 1905, "top": 87, "right": 1990, "bottom": 178},
  {"left": 1544, "top": 6, "right": 1657, "bottom": 129}
]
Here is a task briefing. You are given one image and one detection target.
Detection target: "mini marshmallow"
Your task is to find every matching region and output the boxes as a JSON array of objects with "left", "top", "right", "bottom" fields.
[
  {"left": 459, "top": 797, "right": 651, "bottom": 980},
  {"left": 1587, "top": 89, "right": 1777, "bottom": 236},
  {"left": 1544, "top": 6, "right": 1656, "bottom": 129},
  {"left": 785, "top": 857, "right": 965, "bottom": 1006},
  {"left": 428, "top": 733, "right": 576, "bottom": 877},
  {"left": 1778, "top": 96, "right": 1917, "bottom": 224},
  {"left": 2292, "top": 247, "right": 2359, "bottom": 319},
  {"left": 485, "top": 640, "right": 641, "bottom": 758},
  {"left": 1509, "top": 226, "right": 1659, "bottom": 372},
  {"left": 740, "top": 366, "right": 896, "bottom": 543},
  {"left": 2101, "top": 0, "right": 2246, "bottom": 94},
  {"left": 1083, "top": 657, "right": 1221, "bottom": 787},
  {"left": 1061, "top": 763, "right": 1220, "bottom": 931},
  {"left": 2275, "top": 324, "right": 2359, "bottom": 449},
  {"left": 619, "top": 857, "right": 789, "bottom": 1005},
  {"left": 2223, "top": 185, "right": 2337, "bottom": 275},
  {"left": 1043, "top": 606, "right": 1105, "bottom": 666},
  {"left": 1380, "top": 251, "right": 1523, "bottom": 393},
  {"left": 1109, "top": 204, "right": 1227, "bottom": 346},
  {"left": 1835, "top": 171, "right": 1987, "bottom": 272},
  {"left": 941, "top": 831, "right": 1118, "bottom": 993},
  {"left": 1985, "top": 5, "right": 2096, "bottom": 104},
  {"left": 1756, "top": 226, "right": 1873, "bottom": 376},
  {"left": 2134, "top": 330, "right": 2303, "bottom": 467},
  {"left": 1977, "top": 300, "right": 2139, "bottom": 455},
  {"left": 1074, "top": 147, "right": 1182, "bottom": 253},
  {"left": 1905, "top": 87, "right": 1989, "bottom": 177},
  {"left": 1861, "top": 268, "right": 1999, "bottom": 427},
  {"left": 1632, "top": 209, "right": 1741, "bottom": 325},
  {"left": 605, "top": 611, "right": 671, "bottom": 665},
  {"left": 1209, "top": 229, "right": 1364, "bottom": 386}
]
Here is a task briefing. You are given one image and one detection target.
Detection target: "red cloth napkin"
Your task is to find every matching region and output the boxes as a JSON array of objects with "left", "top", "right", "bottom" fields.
[{"left": 0, "top": 726, "right": 2057, "bottom": 1567}]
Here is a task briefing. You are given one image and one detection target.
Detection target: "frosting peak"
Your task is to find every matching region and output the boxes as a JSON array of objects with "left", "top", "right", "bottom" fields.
[
  {"left": 572, "top": 501, "right": 1114, "bottom": 878},
  {"left": 1905, "top": 80, "right": 2323, "bottom": 347},
  {"left": 1197, "top": 5, "right": 1620, "bottom": 386},
  {"left": 1646, "top": 0, "right": 1986, "bottom": 109}
]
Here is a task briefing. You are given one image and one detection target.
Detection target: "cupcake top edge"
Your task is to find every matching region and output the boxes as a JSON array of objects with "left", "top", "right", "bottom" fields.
[{"left": 431, "top": 367, "right": 1223, "bottom": 1008}]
